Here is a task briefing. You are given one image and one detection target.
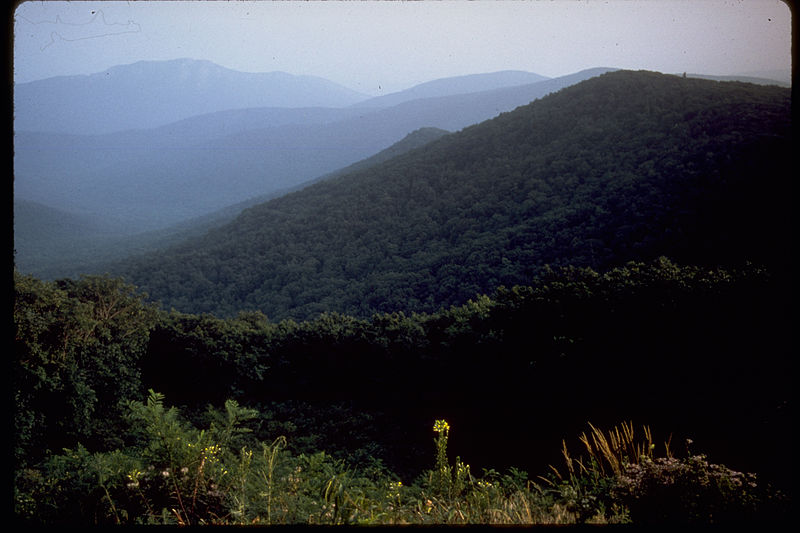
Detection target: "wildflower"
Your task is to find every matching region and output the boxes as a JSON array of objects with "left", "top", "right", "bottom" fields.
[
  {"left": 388, "top": 480, "right": 403, "bottom": 499},
  {"left": 433, "top": 420, "right": 450, "bottom": 433},
  {"left": 204, "top": 444, "right": 220, "bottom": 456}
]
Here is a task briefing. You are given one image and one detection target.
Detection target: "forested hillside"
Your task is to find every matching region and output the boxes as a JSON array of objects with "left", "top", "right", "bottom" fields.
[{"left": 113, "top": 71, "right": 792, "bottom": 321}]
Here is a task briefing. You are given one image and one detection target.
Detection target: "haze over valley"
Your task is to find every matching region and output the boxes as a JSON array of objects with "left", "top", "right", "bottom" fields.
[{"left": 14, "top": 60, "right": 626, "bottom": 276}]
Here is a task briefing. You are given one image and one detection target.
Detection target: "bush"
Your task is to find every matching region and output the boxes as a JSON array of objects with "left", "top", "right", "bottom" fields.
[{"left": 613, "top": 454, "right": 766, "bottom": 524}]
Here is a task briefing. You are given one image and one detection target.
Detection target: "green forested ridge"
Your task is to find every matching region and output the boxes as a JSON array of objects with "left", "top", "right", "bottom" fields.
[
  {"left": 112, "top": 71, "right": 792, "bottom": 321},
  {"left": 12, "top": 259, "right": 792, "bottom": 523}
]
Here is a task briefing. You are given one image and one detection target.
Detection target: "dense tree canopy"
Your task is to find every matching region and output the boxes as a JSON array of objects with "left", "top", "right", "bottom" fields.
[
  {"left": 13, "top": 272, "right": 159, "bottom": 466},
  {"left": 112, "top": 71, "right": 792, "bottom": 321}
]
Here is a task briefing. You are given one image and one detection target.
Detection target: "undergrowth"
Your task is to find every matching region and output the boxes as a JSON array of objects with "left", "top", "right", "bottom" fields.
[{"left": 13, "top": 391, "right": 788, "bottom": 525}]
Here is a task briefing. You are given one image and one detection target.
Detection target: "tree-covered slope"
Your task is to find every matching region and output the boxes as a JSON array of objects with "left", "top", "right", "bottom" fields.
[{"left": 115, "top": 70, "right": 792, "bottom": 320}]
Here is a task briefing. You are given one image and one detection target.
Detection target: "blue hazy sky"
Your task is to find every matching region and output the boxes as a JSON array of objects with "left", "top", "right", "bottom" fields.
[{"left": 13, "top": 0, "right": 792, "bottom": 95}]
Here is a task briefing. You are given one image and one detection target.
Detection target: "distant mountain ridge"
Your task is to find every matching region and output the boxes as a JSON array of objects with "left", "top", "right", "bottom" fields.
[
  {"left": 353, "top": 70, "right": 550, "bottom": 108},
  {"left": 13, "top": 61, "right": 558, "bottom": 136},
  {"left": 14, "top": 67, "right": 613, "bottom": 234},
  {"left": 13, "top": 58, "right": 372, "bottom": 135},
  {"left": 685, "top": 72, "right": 791, "bottom": 87}
]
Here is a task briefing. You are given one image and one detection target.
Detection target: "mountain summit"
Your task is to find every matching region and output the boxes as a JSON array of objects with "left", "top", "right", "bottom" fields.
[{"left": 13, "top": 58, "right": 371, "bottom": 135}]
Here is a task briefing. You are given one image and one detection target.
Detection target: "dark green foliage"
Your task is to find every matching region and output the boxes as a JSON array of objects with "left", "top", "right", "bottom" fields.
[
  {"left": 13, "top": 258, "right": 792, "bottom": 523},
  {"left": 114, "top": 71, "right": 792, "bottom": 321},
  {"left": 142, "top": 310, "right": 270, "bottom": 408},
  {"left": 14, "top": 390, "right": 785, "bottom": 525},
  {"left": 14, "top": 444, "right": 143, "bottom": 524},
  {"left": 12, "top": 272, "right": 159, "bottom": 467},
  {"left": 126, "top": 258, "right": 791, "bottom": 490}
]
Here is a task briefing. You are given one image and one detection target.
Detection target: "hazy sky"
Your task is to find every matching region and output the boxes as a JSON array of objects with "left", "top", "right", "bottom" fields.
[{"left": 13, "top": 0, "right": 792, "bottom": 95}]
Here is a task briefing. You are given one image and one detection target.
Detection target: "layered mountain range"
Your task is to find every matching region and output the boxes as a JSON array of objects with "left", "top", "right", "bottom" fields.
[
  {"left": 14, "top": 60, "right": 625, "bottom": 276},
  {"left": 14, "top": 61, "right": 791, "bottom": 316},
  {"left": 104, "top": 70, "right": 792, "bottom": 321},
  {"left": 13, "top": 58, "right": 371, "bottom": 135}
]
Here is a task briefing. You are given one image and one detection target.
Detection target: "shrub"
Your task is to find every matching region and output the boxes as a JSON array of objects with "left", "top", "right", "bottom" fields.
[{"left": 613, "top": 454, "right": 763, "bottom": 524}]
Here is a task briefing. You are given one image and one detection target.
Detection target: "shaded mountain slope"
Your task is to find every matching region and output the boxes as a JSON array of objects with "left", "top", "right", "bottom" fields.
[
  {"left": 114, "top": 70, "right": 792, "bottom": 321},
  {"left": 13, "top": 200, "right": 128, "bottom": 268},
  {"left": 15, "top": 128, "right": 451, "bottom": 280},
  {"left": 12, "top": 199, "right": 137, "bottom": 281}
]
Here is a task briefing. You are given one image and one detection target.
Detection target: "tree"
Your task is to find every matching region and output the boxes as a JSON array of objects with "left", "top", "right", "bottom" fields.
[{"left": 13, "top": 271, "right": 159, "bottom": 466}]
